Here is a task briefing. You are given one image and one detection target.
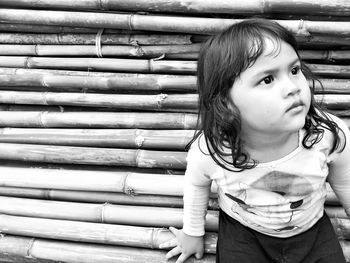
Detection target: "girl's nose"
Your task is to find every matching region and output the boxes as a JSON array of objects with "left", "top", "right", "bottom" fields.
[{"left": 283, "top": 77, "right": 301, "bottom": 98}]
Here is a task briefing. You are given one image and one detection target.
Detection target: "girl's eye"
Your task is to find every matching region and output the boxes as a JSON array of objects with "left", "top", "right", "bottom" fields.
[
  {"left": 291, "top": 66, "right": 300, "bottom": 75},
  {"left": 261, "top": 75, "right": 274, "bottom": 85}
]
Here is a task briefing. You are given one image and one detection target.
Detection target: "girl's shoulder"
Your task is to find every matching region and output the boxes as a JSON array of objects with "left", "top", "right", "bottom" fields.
[
  {"left": 314, "top": 112, "right": 348, "bottom": 159},
  {"left": 186, "top": 133, "right": 220, "bottom": 172}
]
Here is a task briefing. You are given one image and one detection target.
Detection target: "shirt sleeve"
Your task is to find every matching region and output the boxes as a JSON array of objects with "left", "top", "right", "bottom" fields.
[
  {"left": 182, "top": 136, "right": 213, "bottom": 236},
  {"left": 327, "top": 115, "right": 350, "bottom": 217}
]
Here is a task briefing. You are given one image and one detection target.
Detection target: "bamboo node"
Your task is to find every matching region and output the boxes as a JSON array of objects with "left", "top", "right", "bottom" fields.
[
  {"left": 95, "top": 29, "right": 104, "bottom": 58},
  {"left": 42, "top": 92, "right": 49, "bottom": 105},
  {"left": 153, "top": 54, "right": 165, "bottom": 61},
  {"left": 135, "top": 135, "right": 145, "bottom": 147},
  {"left": 25, "top": 237, "right": 36, "bottom": 258},
  {"left": 130, "top": 40, "right": 145, "bottom": 57},
  {"left": 296, "top": 19, "right": 310, "bottom": 37},
  {"left": 155, "top": 94, "right": 168, "bottom": 108},
  {"left": 125, "top": 187, "right": 136, "bottom": 196},
  {"left": 98, "top": 0, "right": 108, "bottom": 11},
  {"left": 128, "top": 14, "right": 135, "bottom": 31},
  {"left": 100, "top": 202, "right": 109, "bottom": 223},
  {"left": 325, "top": 51, "right": 335, "bottom": 63}
]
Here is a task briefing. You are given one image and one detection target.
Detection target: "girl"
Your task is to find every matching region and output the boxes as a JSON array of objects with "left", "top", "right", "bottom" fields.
[{"left": 160, "top": 18, "right": 350, "bottom": 263}]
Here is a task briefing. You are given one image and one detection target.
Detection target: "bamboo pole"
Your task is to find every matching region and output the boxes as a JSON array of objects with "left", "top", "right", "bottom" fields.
[
  {"left": 0, "top": 33, "right": 193, "bottom": 45},
  {"left": 0, "top": 128, "right": 195, "bottom": 149},
  {"left": 0, "top": 214, "right": 217, "bottom": 252},
  {"left": 0, "top": 0, "right": 349, "bottom": 16},
  {"left": 0, "top": 73, "right": 197, "bottom": 92},
  {"left": 0, "top": 91, "right": 198, "bottom": 110},
  {"left": 0, "top": 186, "right": 191, "bottom": 208},
  {"left": 0, "top": 143, "right": 187, "bottom": 169},
  {"left": 296, "top": 35, "right": 350, "bottom": 49},
  {"left": 0, "top": 56, "right": 197, "bottom": 74},
  {"left": 0, "top": 111, "right": 198, "bottom": 129},
  {"left": 0, "top": 9, "right": 349, "bottom": 36},
  {"left": 0, "top": 56, "right": 349, "bottom": 76},
  {"left": 0, "top": 234, "right": 347, "bottom": 263},
  {"left": 0, "top": 91, "right": 348, "bottom": 111},
  {"left": 331, "top": 218, "right": 350, "bottom": 240},
  {"left": 0, "top": 166, "right": 340, "bottom": 205},
  {"left": 0, "top": 104, "right": 198, "bottom": 114},
  {"left": 0, "top": 235, "right": 217, "bottom": 263},
  {"left": 314, "top": 79, "right": 350, "bottom": 94},
  {"left": 0, "top": 166, "right": 187, "bottom": 194},
  {"left": 0, "top": 196, "right": 217, "bottom": 230},
  {"left": 0, "top": 44, "right": 200, "bottom": 59},
  {"left": 0, "top": 71, "right": 349, "bottom": 94},
  {"left": 315, "top": 95, "right": 350, "bottom": 109},
  {"left": 309, "top": 64, "right": 350, "bottom": 78},
  {"left": 0, "top": 23, "right": 149, "bottom": 34},
  {"left": 326, "top": 206, "right": 348, "bottom": 219},
  {"left": 300, "top": 50, "right": 350, "bottom": 62},
  {"left": 0, "top": 186, "right": 339, "bottom": 211}
]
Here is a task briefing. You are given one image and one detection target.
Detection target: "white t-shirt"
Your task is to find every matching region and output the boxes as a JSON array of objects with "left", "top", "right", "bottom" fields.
[{"left": 183, "top": 114, "right": 350, "bottom": 238}]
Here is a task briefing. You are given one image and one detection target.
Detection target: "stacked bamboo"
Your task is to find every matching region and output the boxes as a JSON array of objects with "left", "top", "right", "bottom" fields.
[{"left": 0, "top": 1, "right": 349, "bottom": 262}]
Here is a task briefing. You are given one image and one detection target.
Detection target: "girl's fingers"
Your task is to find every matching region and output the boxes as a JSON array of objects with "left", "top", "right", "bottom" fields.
[
  {"left": 166, "top": 246, "right": 181, "bottom": 259},
  {"left": 159, "top": 238, "right": 177, "bottom": 249},
  {"left": 169, "top": 226, "right": 179, "bottom": 235},
  {"left": 176, "top": 253, "right": 191, "bottom": 263}
]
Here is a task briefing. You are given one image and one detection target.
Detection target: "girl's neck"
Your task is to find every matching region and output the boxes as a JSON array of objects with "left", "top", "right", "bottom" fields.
[{"left": 241, "top": 130, "right": 300, "bottom": 163}]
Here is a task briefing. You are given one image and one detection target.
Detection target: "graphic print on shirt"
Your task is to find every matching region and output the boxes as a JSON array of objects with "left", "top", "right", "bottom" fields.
[{"left": 225, "top": 171, "right": 314, "bottom": 232}]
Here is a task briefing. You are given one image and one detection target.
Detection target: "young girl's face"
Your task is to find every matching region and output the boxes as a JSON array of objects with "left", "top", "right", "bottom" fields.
[{"left": 229, "top": 37, "right": 311, "bottom": 137}]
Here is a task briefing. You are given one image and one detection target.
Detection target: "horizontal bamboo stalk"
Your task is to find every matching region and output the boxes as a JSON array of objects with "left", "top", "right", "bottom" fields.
[
  {"left": 0, "top": 186, "right": 341, "bottom": 211},
  {"left": 0, "top": 143, "right": 187, "bottom": 169},
  {"left": 0, "top": 72, "right": 349, "bottom": 94},
  {"left": 0, "top": 186, "right": 192, "bottom": 208},
  {"left": 308, "top": 64, "right": 350, "bottom": 78},
  {"left": 0, "top": 91, "right": 349, "bottom": 111},
  {"left": 0, "top": 56, "right": 348, "bottom": 76},
  {"left": 0, "top": 128, "right": 195, "bottom": 149},
  {"left": 314, "top": 79, "right": 350, "bottom": 94},
  {"left": 0, "top": 23, "right": 149, "bottom": 34},
  {"left": 0, "top": 44, "right": 200, "bottom": 59},
  {"left": 0, "top": 213, "right": 217, "bottom": 252},
  {"left": 0, "top": 196, "right": 217, "bottom": 230},
  {"left": 0, "top": 56, "right": 197, "bottom": 74},
  {"left": 0, "top": 105, "right": 198, "bottom": 114},
  {"left": 0, "top": 33, "right": 193, "bottom": 45},
  {"left": 331, "top": 218, "right": 350, "bottom": 240},
  {"left": 0, "top": 254, "right": 58, "bottom": 263},
  {"left": 326, "top": 206, "right": 348, "bottom": 219},
  {"left": 0, "top": 166, "right": 187, "bottom": 194},
  {"left": 0, "top": 111, "right": 197, "bottom": 129},
  {"left": 1, "top": 0, "right": 349, "bottom": 16},
  {"left": 9, "top": 67, "right": 350, "bottom": 90},
  {"left": 0, "top": 9, "right": 349, "bottom": 36},
  {"left": 315, "top": 94, "right": 350, "bottom": 109},
  {"left": 2, "top": 45, "right": 350, "bottom": 61},
  {"left": 0, "top": 91, "right": 198, "bottom": 110},
  {"left": 0, "top": 73, "right": 197, "bottom": 92},
  {"left": 300, "top": 50, "right": 350, "bottom": 61},
  {"left": 0, "top": 234, "right": 217, "bottom": 263},
  {"left": 0, "top": 166, "right": 340, "bottom": 205}
]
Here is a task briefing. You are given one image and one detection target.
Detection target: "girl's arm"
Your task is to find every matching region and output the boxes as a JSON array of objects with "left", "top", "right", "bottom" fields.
[
  {"left": 160, "top": 136, "right": 213, "bottom": 262},
  {"left": 327, "top": 116, "right": 350, "bottom": 217}
]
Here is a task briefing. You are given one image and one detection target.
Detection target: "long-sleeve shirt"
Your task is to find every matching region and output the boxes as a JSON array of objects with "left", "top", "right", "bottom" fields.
[{"left": 183, "top": 114, "right": 350, "bottom": 238}]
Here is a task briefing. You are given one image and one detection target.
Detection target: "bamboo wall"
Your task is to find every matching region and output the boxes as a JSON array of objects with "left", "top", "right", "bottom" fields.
[{"left": 0, "top": 1, "right": 349, "bottom": 262}]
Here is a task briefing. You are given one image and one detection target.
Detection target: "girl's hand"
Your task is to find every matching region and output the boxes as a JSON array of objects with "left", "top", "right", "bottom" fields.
[{"left": 159, "top": 227, "right": 204, "bottom": 263}]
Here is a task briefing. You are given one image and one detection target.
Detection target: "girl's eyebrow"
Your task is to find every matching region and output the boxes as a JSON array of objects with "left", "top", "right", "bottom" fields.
[{"left": 252, "top": 57, "right": 300, "bottom": 79}]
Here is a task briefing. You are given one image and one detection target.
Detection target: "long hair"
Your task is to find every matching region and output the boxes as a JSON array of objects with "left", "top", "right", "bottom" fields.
[{"left": 190, "top": 18, "right": 345, "bottom": 171}]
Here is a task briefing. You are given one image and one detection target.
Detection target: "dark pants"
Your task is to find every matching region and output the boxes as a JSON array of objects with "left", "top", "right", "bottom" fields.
[{"left": 216, "top": 209, "right": 346, "bottom": 263}]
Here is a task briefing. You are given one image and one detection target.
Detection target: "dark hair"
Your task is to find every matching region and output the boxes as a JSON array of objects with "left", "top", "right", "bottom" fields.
[{"left": 190, "top": 18, "right": 345, "bottom": 171}]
